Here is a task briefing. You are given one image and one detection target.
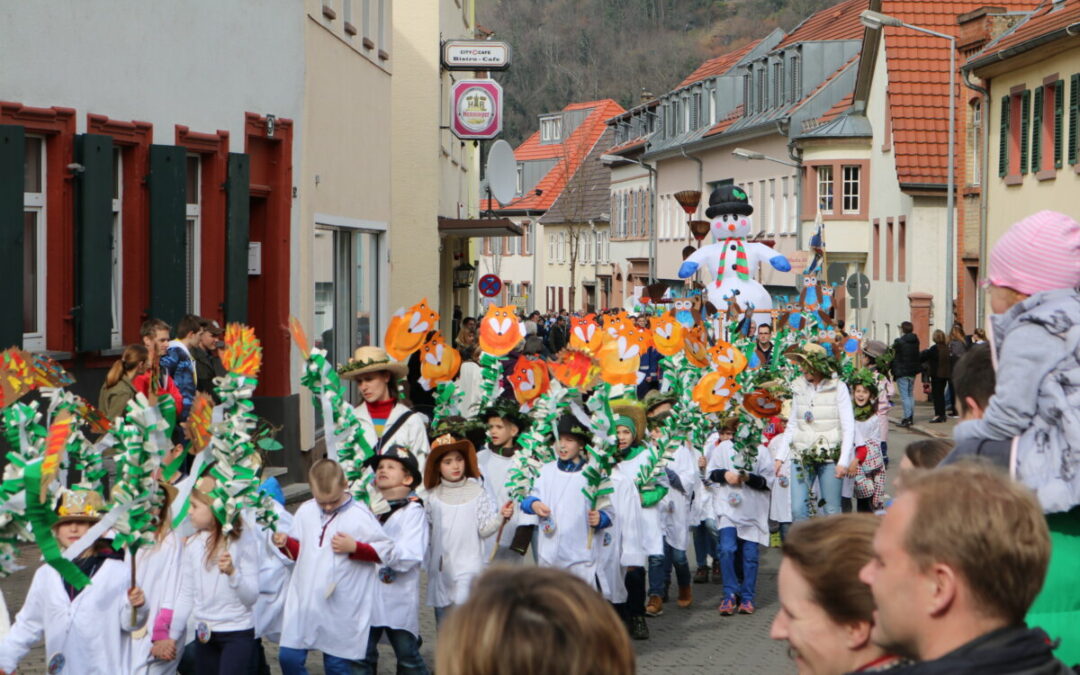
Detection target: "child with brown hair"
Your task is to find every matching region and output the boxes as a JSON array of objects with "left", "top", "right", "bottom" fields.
[
  {"left": 424, "top": 434, "right": 500, "bottom": 626},
  {"left": 99, "top": 343, "right": 149, "bottom": 422},
  {"left": 0, "top": 489, "right": 149, "bottom": 674},
  {"left": 274, "top": 458, "right": 392, "bottom": 674},
  {"left": 166, "top": 478, "right": 259, "bottom": 674}
]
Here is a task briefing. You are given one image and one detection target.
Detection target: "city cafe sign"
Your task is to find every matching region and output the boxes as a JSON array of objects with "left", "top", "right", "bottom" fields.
[
  {"left": 450, "top": 79, "right": 503, "bottom": 140},
  {"left": 441, "top": 40, "right": 512, "bottom": 71}
]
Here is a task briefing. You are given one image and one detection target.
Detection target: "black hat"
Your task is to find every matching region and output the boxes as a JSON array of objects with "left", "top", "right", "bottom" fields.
[
  {"left": 482, "top": 399, "right": 531, "bottom": 432},
  {"left": 705, "top": 184, "right": 754, "bottom": 219},
  {"left": 556, "top": 414, "right": 591, "bottom": 444},
  {"left": 365, "top": 445, "right": 424, "bottom": 489}
]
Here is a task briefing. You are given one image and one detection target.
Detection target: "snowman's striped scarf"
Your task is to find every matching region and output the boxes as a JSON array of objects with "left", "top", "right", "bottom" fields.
[{"left": 716, "top": 237, "right": 750, "bottom": 284}]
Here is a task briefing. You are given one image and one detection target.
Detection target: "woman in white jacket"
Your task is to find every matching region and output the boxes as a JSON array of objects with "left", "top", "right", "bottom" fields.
[{"left": 165, "top": 480, "right": 259, "bottom": 674}]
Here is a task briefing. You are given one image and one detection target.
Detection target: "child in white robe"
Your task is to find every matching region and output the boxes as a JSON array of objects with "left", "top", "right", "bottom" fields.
[
  {"left": 477, "top": 404, "right": 537, "bottom": 561},
  {"left": 131, "top": 481, "right": 185, "bottom": 675},
  {"left": 0, "top": 490, "right": 148, "bottom": 675}
]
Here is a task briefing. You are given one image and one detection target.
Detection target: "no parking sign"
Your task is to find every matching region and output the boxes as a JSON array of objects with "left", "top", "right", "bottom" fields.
[{"left": 478, "top": 274, "right": 502, "bottom": 298}]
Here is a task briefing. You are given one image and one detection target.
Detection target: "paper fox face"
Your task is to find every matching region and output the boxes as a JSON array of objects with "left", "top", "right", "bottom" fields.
[
  {"left": 601, "top": 311, "right": 632, "bottom": 344},
  {"left": 548, "top": 347, "right": 600, "bottom": 390},
  {"left": 385, "top": 299, "right": 439, "bottom": 361},
  {"left": 479, "top": 304, "right": 524, "bottom": 356},
  {"left": 509, "top": 356, "right": 551, "bottom": 408},
  {"left": 597, "top": 334, "right": 642, "bottom": 386},
  {"left": 692, "top": 371, "right": 740, "bottom": 413},
  {"left": 418, "top": 333, "right": 461, "bottom": 390},
  {"left": 683, "top": 325, "right": 710, "bottom": 368},
  {"left": 708, "top": 341, "right": 748, "bottom": 377},
  {"left": 569, "top": 314, "right": 603, "bottom": 354},
  {"left": 650, "top": 313, "right": 685, "bottom": 356}
]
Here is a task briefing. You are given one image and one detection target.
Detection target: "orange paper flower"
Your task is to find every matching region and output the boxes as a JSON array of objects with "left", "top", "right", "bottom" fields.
[
  {"left": 186, "top": 393, "right": 215, "bottom": 453},
  {"left": 222, "top": 324, "right": 262, "bottom": 378}
]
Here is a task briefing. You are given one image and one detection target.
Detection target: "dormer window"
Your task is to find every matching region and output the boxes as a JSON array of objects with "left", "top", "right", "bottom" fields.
[{"left": 540, "top": 115, "right": 563, "bottom": 143}]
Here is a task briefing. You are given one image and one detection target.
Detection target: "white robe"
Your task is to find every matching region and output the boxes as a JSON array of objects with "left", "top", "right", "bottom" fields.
[
  {"left": 131, "top": 532, "right": 184, "bottom": 675},
  {"left": 530, "top": 462, "right": 600, "bottom": 584},
  {"left": 425, "top": 480, "right": 497, "bottom": 608},
  {"left": 706, "top": 440, "right": 774, "bottom": 547},
  {"left": 279, "top": 499, "right": 393, "bottom": 661},
  {"left": 373, "top": 500, "right": 427, "bottom": 636},
  {"left": 477, "top": 446, "right": 538, "bottom": 557},
  {"left": 169, "top": 530, "right": 260, "bottom": 639},
  {"left": 595, "top": 470, "right": 644, "bottom": 603},
  {"left": 0, "top": 556, "right": 148, "bottom": 674},
  {"left": 659, "top": 444, "right": 698, "bottom": 552},
  {"left": 0, "top": 590, "right": 8, "bottom": 641},
  {"left": 242, "top": 504, "right": 294, "bottom": 644},
  {"left": 616, "top": 446, "right": 665, "bottom": 557},
  {"left": 768, "top": 435, "right": 792, "bottom": 524},
  {"left": 689, "top": 438, "right": 714, "bottom": 525}
]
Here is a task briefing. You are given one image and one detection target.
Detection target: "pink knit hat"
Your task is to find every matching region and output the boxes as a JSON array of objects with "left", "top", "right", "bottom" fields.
[{"left": 988, "top": 210, "right": 1080, "bottom": 296}]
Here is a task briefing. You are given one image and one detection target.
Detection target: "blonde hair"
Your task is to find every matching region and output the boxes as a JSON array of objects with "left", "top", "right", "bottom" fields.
[
  {"left": 782, "top": 514, "right": 880, "bottom": 626},
  {"left": 191, "top": 488, "right": 241, "bottom": 568},
  {"left": 436, "top": 567, "right": 634, "bottom": 675},
  {"left": 309, "top": 458, "right": 347, "bottom": 494},
  {"left": 900, "top": 461, "right": 1050, "bottom": 624},
  {"left": 105, "top": 344, "right": 148, "bottom": 388}
]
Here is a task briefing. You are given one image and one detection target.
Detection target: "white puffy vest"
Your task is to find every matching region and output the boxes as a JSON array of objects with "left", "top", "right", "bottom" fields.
[{"left": 790, "top": 376, "right": 841, "bottom": 460}]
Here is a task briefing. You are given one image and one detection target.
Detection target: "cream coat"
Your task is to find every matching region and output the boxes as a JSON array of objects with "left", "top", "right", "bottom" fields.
[
  {"left": 242, "top": 504, "right": 294, "bottom": 644},
  {"left": 776, "top": 377, "right": 855, "bottom": 468},
  {"left": 0, "top": 556, "right": 148, "bottom": 674}
]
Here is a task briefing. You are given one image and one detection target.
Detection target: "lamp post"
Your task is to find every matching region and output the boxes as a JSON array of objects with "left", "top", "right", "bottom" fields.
[
  {"left": 731, "top": 147, "right": 803, "bottom": 247},
  {"left": 601, "top": 154, "right": 658, "bottom": 283},
  {"left": 860, "top": 9, "right": 956, "bottom": 321}
]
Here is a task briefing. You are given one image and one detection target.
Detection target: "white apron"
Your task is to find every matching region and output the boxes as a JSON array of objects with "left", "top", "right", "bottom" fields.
[{"left": 426, "top": 484, "right": 488, "bottom": 608}]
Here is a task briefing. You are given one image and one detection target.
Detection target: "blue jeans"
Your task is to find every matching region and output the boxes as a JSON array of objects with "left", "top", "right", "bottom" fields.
[
  {"left": 897, "top": 376, "right": 915, "bottom": 419},
  {"left": 791, "top": 461, "right": 843, "bottom": 521},
  {"left": 692, "top": 522, "right": 717, "bottom": 568},
  {"left": 718, "top": 527, "right": 759, "bottom": 603},
  {"left": 278, "top": 646, "right": 357, "bottom": 675},
  {"left": 647, "top": 540, "right": 692, "bottom": 596},
  {"left": 355, "top": 627, "right": 429, "bottom": 675}
]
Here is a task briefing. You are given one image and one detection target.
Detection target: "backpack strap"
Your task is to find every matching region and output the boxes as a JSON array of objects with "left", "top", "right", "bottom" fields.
[{"left": 375, "top": 409, "right": 417, "bottom": 454}]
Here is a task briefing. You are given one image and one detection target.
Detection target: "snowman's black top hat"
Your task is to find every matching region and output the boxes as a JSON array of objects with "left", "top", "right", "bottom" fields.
[{"left": 705, "top": 184, "right": 754, "bottom": 218}]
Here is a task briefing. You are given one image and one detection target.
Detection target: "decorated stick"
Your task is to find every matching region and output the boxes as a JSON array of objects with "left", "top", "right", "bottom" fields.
[{"left": 577, "top": 385, "right": 619, "bottom": 548}]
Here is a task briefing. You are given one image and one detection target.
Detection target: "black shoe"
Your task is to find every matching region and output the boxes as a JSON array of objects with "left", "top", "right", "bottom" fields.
[
  {"left": 630, "top": 615, "right": 650, "bottom": 640},
  {"left": 929, "top": 416, "right": 946, "bottom": 423},
  {"left": 948, "top": 410, "right": 959, "bottom": 417}
]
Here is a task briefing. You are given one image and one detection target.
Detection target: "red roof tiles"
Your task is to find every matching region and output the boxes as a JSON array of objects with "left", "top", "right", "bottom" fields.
[
  {"left": 973, "top": 0, "right": 1080, "bottom": 60},
  {"left": 775, "top": 0, "right": 868, "bottom": 49},
  {"left": 495, "top": 99, "right": 626, "bottom": 212},
  {"left": 677, "top": 39, "right": 762, "bottom": 89},
  {"left": 880, "top": 0, "right": 1038, "bottom": 185},
  {"left": 703, "top": 105, "right": 746, "bottom": 137}
]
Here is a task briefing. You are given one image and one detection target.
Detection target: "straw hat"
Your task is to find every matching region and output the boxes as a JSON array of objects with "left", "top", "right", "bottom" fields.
[
  {"left": 54, "top": 489, "right": 105, "bottom": 526},
  {"left": 611, "top": 400, "right": 647, "bottom": 444},
  {"left": 338, "top": 345, "right": 408, "bottom": 380}
]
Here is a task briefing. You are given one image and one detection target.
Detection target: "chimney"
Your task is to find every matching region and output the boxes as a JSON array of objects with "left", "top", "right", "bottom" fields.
[
  {"left": 957, "top": 6, "right": 1027, "bottom": 52},
  {"left": 640, "top": 89, "right": 656, "bottom": 103}
]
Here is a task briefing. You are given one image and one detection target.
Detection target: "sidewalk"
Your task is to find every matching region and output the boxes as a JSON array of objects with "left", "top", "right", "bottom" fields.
[{"left": 887, "top": 398, "right": 956, "bottom": 440}]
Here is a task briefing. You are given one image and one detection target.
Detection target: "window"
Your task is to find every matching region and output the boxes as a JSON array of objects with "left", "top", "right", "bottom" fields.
[
  {"left": 540, "top": 116, "right": 562, "bottom": 142},
  {"left": 185, "top": 155, "right": 201, "bottom": 314},
  {"left": 691, "top": 90, "right": 701, "bottom": 130},
  {"left": 886, "top": 218, "right": 895, "bottom": 282},
  {"left": 969, "top": 100, "right": 982, "bottom": 186},
  {"left": 758, "top": 179, "right": 767, "bottom": 233},
  {"left": 756, "top": 67, "right": 765, "bottom": 112},
  {"left": 521, "top": 222, "right": 532, "bottom": 255},
  {"left": 743, "top": 75, "right": 751, "bottom": 116},
  {"left": 595, "top": 230, "right": 603, "bottom": 262},
  {"left": 1031, "top": 78, "right": 1064, "bottom": 177},
  {"left": 767, "top": 178, "right": 776, "bottom": 233},
  {"left": 816, "top": 165, "right": 834, "bottom": 214},
  {"left": 841, "top": 165, "right": 860, "bottom": 214},
  {"left": 362, "top": 0, "right": 372, "bottom": 46},
  {"left": 1000, "top": 88, "right": 1031, "bottom": 181},
  {"left": 621, "top": 192, "right": 629, "bottom": 237},
  {"left": 898, "top": 217, "right": 907, "bottom": 282},
  {"left": 516, "top": 163, "right": 523, "bottom": 195},
  {"left": 780, "top": 176, "right": 790, "bottom": 234},
  {"left": 377, "top": 0, "right": 388, "bottom": 57},
  {"left": 789, "top": 54, "right": 801, "bottom": 103},
  {"left": 110, "top": 148, "right": 123, "bottom": 348},
  {"left": 547, "top": 233, "right": 555, "bottom": 260},
  {"left": 872, "top": 219, "right": 881, "bottom": 280},
  {"left": 1070, "top": 74, "right": 1080, "bottom": 166},
  {"left": 23, "top": 136, "right": 45, "bottom": 351},
  {"left": 506, "top": 233, "right": 518, "bottom": 255}
]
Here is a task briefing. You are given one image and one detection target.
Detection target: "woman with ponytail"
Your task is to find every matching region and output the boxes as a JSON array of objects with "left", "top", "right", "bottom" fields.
[{"left": 99, "top": 344, "right": 149, "bottom": 422}]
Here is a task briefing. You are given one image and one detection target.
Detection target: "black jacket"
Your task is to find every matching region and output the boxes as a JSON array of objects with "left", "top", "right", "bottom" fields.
[
  {"left": 883, "top": 626, "right": 1072, "bottom": 675},
  {"left": 919, "top": 344, "right": 954, "bottom": 381},
  {"left": 892, "top": 332, "right": 921, "bottom": 378}
]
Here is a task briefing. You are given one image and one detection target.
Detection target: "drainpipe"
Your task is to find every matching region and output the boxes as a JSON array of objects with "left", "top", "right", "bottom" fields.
[{"left": 962, "top": 68, "right": 990, "bottom": 327}]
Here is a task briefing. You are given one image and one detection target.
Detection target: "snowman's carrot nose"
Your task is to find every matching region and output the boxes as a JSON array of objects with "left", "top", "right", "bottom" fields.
[{"left": 727, "top": 224, "right": 736, "bottom": 231}]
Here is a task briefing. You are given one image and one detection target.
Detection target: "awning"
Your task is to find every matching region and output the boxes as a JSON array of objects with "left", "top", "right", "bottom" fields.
[{"left": 438, "top": 216, "right": 523, "bottom": 238}]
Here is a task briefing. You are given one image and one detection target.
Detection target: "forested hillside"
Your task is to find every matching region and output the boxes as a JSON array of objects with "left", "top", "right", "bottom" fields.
[{"left": 477, "top": 0, "right": 839, "bottom": 144}]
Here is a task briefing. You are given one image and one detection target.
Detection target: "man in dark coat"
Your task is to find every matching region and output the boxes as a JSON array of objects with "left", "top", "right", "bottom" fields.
[{"left": 891, "top": 321, "right": 920, "bottom": 427}]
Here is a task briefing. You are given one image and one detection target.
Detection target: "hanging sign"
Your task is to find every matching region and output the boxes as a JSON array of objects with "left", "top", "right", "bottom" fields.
[
  {"left": 442, "top": 40, "right": 512, "bottom": 71},
  {"left": 451, "top": 80, "right": 503, "bottom": 141}
]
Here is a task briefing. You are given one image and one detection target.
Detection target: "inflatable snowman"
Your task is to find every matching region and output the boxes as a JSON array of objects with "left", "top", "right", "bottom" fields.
[{"left": 677, "top": 184, "right": 791, "bottom": 326}]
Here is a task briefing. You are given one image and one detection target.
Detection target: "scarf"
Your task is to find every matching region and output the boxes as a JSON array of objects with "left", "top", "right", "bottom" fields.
[
  {"left": 853, "top": 401, "right": 876, "bottom": 422},
  {"left": 716, "top": 238, "right": 750, "bottom": 285}
]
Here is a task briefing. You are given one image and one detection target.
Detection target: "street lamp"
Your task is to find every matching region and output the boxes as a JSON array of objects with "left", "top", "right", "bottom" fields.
[
  {"left": 601, "top": 153, "right": 659, "bottom": 284},
  {"left": 732, "top": 147, "right": 804, "bottom": 246},
  {"left": 859, "top": 8, "right": 957, "bottom": 319}
]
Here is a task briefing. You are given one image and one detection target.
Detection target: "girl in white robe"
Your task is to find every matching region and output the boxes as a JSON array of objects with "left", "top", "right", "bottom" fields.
[{"left": 131, "top": 482, "right": 185, "bottom": 675}]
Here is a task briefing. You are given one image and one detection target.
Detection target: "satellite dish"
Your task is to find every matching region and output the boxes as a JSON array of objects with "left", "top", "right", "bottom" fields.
[{"left": 485, "top": 140, "right": 517, "bottom": 205}]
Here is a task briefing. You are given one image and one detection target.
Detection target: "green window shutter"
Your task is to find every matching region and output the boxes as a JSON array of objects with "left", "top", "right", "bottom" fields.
[
  {"left": 1070, "top": 74, "right": 1079, "bottom": 166},
  {"left": 224, "top": 153, "right": 250, "bottom": 324},
  {"left": 148, "top": 145, "right": 187, "bottom": 327},
  {"left": 0, "top": 125, "right": 25, "bottom": 350},
  {"left": 1031, "top": 87, "right": 1043, "bottom": 173},
  {"left": 1020, "top": 89, "right": 1030, "bottom": 174},
  {"left": 999, "top": 95, "right": 1010, "bottom": 177},
  {"left": 74, "top": 134, "right": 115, "bottom": 352},
  {"left": 1055, "top": 79, "right": 1064, "bottom": 169}
]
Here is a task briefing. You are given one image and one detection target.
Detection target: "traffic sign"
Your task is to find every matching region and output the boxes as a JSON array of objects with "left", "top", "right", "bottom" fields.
[
  {"left": 478, "top": 274, "right": 503, "bottom": 298},
  {"left": 847, "top": 272, "right": 870, "bottom": 309}
]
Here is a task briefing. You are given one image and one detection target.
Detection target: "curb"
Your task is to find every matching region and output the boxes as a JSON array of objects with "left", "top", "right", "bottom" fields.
[{"left": 890, "top": 418, "right": 952, "bottom": 440}]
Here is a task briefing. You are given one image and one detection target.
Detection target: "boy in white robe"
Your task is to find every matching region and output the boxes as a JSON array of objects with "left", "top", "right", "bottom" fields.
[
  {"left": 477, "top": 403, "right": 537, "bottom": 561},
  {"left": 273, "top": 459, "right": 393, "bottom": 674},
  {"left": 356, "top": 446, "right": 429, "bottom": 674},
  {"left": 0, "top": 490, "right": 148, "bottom": 675}
]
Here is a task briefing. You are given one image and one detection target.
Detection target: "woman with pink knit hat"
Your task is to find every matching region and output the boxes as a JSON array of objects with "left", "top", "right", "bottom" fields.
[{"left": 952, "top": 209, "right": 1080, "bottom": 664}]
